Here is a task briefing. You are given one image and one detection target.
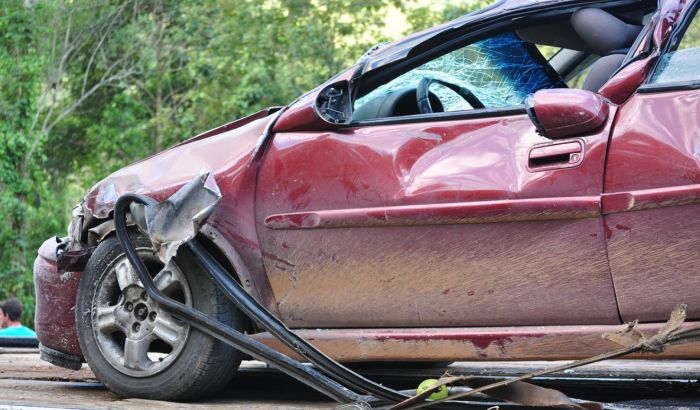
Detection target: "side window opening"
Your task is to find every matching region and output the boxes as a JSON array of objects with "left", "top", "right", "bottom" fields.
[
  {"left": 352, "top": 4, "right": 654, "bottom": 122},
  {"left": 564, "top": 54, "right": 599, "bottom": 89},
  {"left": 536, "top": 45, "right": 561, "bottom": 60},
  {"left": 649, "top": 7, "right": 700, "bottom": 85},
  {"left": 353, "top": 32, "right": 565, "bottom": 121},
  {"left": 540, "top": 47, "right": 598, "bottom": 89}
]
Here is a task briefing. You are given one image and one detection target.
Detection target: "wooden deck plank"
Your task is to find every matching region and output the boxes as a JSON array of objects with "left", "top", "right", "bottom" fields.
[
  {"left": 0, "top": 353, "right": 329, "bottom": 409},
  {"left": 1, "top": 351, "right": 699, "bottom": 409},
  {"left": 4, "top": 352, "right": 700, "bottom": 382},
  {"left": 0, "top": 379, "right": 328, "bottom": 410}
]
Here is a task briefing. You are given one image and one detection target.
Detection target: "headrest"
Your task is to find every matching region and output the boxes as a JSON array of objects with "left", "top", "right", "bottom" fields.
[
  {"left": 571, "top": 8, "right": 642, "bottom": 55},
  {"left": 516, "top": 21, "right": 592, "bottom": 52}
]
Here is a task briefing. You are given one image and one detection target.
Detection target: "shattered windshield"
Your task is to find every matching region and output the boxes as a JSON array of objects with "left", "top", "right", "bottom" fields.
[{"left": 354, "top": 32, "right": 565, "bottom": 116}]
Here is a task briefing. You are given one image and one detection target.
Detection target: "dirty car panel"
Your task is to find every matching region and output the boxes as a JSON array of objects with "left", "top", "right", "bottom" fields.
[{"left": 255, "top": 107, "right": 619, "bottom": 328}]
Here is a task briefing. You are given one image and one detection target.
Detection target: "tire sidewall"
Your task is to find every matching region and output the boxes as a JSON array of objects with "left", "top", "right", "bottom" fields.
[{"left": 76, "top": 233, "right": 241, "bottom": 400}]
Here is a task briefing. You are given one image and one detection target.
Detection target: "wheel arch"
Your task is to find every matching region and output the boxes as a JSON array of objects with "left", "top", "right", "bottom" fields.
[{"left": 83, "top": 216, "right": 257, "bottom": 334}]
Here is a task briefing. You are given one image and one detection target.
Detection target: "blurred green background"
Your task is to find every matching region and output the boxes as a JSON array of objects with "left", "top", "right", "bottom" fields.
[{"left": 0, "top": 0, "right": 490, "bottom": 326}]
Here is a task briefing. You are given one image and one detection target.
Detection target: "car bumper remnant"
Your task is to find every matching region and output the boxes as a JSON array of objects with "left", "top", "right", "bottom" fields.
[{"left": 33, "top": 236, "right": 84, "bottom": 367}]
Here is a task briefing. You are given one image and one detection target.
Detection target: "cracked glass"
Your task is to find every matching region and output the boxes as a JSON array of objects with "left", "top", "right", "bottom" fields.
[
  {"left": 355, "top": 32, "right": 565, "bottom": 117},
  {"left": 650, "top": 9, "right": 700, "bottom": 85}
]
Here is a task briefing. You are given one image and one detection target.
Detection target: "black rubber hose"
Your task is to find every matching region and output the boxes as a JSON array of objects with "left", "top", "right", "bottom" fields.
[
  {"left": 115, "top": 193, "right": 483, "bottom": 409},
  {"left": 113, "top": 193, "right": 366, "bottom": 403},
  {"left": 187, "top": 239, "right": 409, "bottom": 403},
  {"left": 188, "top": 232, "right": 489, "bottom": 410},
  {"left": 187, "top": 241, "right": 483, "bottom": 409}
]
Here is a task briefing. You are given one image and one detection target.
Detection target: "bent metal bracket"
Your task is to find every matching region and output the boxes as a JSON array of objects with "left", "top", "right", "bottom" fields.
[{"left": 118, "top": 173, "right": 700, "bottom": 410}]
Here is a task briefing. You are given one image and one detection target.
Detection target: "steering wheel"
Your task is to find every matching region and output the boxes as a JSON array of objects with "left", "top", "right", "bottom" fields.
[{"left": 416, "top": 77, "right": 485, "bottom": 114}]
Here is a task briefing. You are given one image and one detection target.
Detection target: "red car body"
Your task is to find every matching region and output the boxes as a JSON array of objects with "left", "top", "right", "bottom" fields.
[{"left": 35, "top": 0, "right": 700, "bottom": 367}]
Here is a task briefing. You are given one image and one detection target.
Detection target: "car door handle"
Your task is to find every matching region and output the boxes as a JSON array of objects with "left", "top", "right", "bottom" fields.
[{"left": 528, "top": 140, "right": 583, "bottom": 170}]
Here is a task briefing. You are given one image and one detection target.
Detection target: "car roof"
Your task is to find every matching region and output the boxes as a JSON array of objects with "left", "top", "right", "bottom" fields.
[{"left": 358, "top": 0, "right": 659, "bottom": 74}]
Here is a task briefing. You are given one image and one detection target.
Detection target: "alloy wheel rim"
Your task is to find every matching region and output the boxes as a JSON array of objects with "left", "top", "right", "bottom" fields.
[{"left": 91, "top": 252, "right": 192, "bottom": 377}]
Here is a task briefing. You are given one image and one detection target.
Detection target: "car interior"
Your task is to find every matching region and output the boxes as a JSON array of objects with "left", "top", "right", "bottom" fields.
[{"left": 352, "top": 2, "right": 658, "bottom": 121}]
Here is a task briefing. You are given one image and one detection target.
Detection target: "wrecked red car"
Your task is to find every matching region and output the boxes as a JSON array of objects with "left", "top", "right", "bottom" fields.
[{"left": 33, "top": 0, "right": 700, "bottom": 401}]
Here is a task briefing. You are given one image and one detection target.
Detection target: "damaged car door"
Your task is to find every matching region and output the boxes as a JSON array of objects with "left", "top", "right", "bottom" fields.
[
  {"left": 255, "top": 28, "right": 620, "bottom": 329},
  {"left": 603, "top": 4, "right": 700, "bottom": 323}
]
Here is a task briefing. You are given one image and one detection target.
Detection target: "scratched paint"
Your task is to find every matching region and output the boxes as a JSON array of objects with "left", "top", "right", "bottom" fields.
[
  {"left": 256, "top": 111, "right": 619, "bottom": 328},
  {"left": 251, "top": 322, "right": 700, "bottom": 362},
  {"left": 604, "top": 90, "right": 700, "bottom": 323}
]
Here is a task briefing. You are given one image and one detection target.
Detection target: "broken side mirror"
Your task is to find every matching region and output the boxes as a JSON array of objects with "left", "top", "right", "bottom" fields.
[
  {"left": 525, "top": 89, "right": 609, "bottom": 140},
  {"left": 316, "top": 81, "right": 352, "bottom": 125},
  {"left": 273, "top": 81, "right": 352, "bottom": 132}
]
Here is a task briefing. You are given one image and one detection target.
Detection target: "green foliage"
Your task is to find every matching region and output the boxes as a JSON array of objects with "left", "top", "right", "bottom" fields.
[
  {"left": 0, "top": 1, "right": 51, "bottom": 324},
  {"left": 403, "top": 0, "right": 491, "bottom": 33},
  {"left": 179, "top": 0, "right": 399, "bottom": 133},
  {"left": 0, "top": 0, "right": 483, "bottom": 327}
]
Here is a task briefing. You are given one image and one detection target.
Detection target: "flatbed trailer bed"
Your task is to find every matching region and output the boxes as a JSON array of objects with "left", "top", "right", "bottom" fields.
[{"left": 1, "top": 349, "right": 699, "bottom": 409}]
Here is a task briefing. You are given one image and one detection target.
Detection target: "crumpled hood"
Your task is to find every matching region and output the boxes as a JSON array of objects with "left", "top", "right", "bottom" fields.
[{"left": 85, "top": 109, "right": 277, "bottom": 218}]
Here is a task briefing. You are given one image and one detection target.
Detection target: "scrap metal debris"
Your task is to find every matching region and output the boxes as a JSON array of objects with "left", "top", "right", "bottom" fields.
[
  {"left": 387, "top": 304, "right": 700, "bottom": 409},
  {"left": 56, "top": 243, "right": 96, "bottom": 273},
  {"left": 131, "top": 170, "right": 221, "bottom": 264}
]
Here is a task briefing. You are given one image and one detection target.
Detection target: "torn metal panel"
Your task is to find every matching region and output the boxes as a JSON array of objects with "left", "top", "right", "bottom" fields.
[
  {"left": 87, "top": 212, "right": 137, "bottom": 245},
  {"left": 133, "top": 172, "right": 222, "bottom": 264},
  {"left": 67, "top": 204, "right": 84, "bottom": 246},
  {"left": 75, "top": 113, "right": 278, "bottom": 312},
  {"left": 33, "top": 237, "right": 83, "bottom": 358},
  {"left": 56, "top": 246, "right": 96, "bottom": 273}
]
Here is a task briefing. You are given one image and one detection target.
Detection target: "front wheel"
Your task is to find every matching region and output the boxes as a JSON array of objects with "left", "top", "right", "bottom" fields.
[{"left": 76, "top": 233, "right": 243, "bottom": 400}]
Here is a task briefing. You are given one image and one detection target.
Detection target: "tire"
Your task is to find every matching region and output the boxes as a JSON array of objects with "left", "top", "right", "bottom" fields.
[{"left": 76, "top": 232, "right": 243, "bottom": 400}]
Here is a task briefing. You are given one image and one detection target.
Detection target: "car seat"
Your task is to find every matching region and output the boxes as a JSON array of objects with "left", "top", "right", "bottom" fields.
[{"left": 571, "top": 8, "right": 642, "bottom": 91}]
